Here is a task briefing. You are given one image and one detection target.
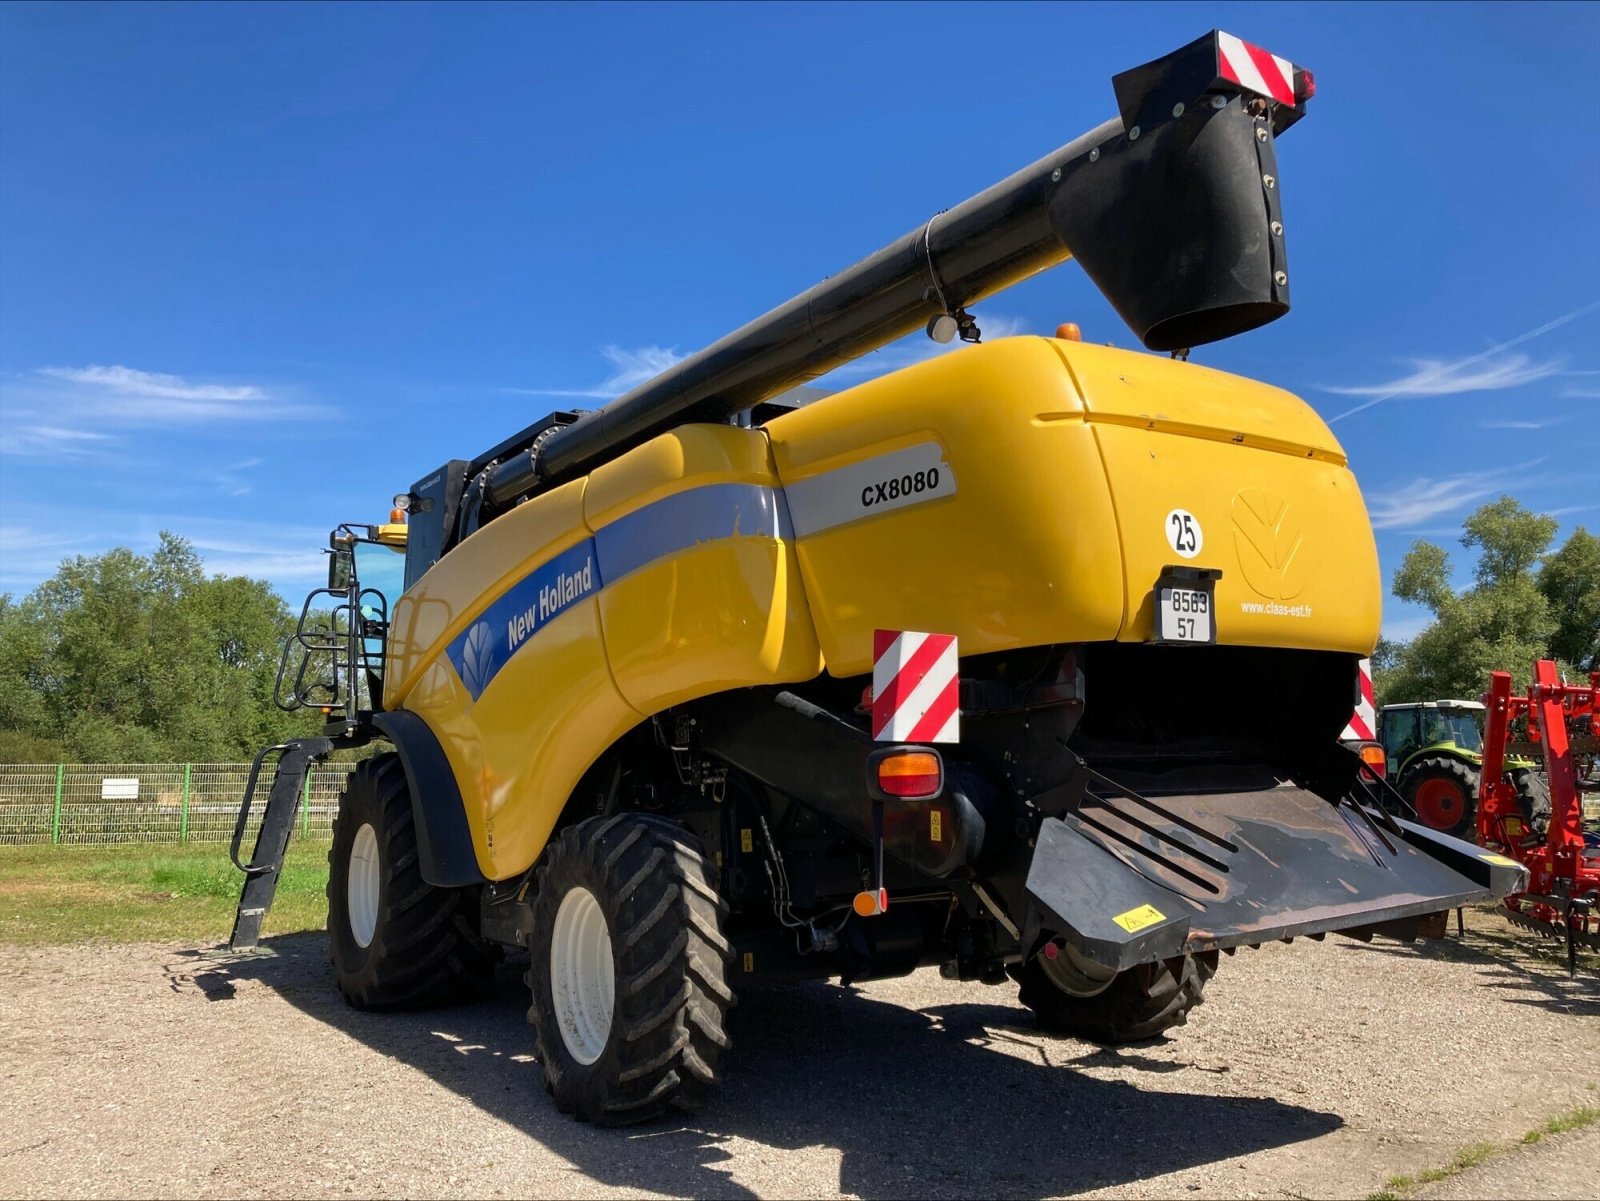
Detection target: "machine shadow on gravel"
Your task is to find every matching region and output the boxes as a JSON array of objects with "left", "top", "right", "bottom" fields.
[
  {"left": 195, "top": 932, "right": 1342, "bottom": 1200},
  {"left": 1337, "top": 928, "right": 1600, "bottom": 1016}
]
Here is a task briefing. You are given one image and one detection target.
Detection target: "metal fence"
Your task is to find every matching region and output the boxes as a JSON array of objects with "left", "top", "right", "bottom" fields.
[{"left": 0, "top": 763, "right": 346, "bottom": 846}]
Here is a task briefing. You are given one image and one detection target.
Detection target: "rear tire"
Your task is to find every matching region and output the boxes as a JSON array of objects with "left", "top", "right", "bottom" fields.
[
  {"left": 1014, "top": 950, "right": 1219, "bottom": 1043},
  {"left": 1511, "top": 769, "right": 1551, "bottom": 835},
  {"left": 529, "top": 814, "right": 735, "bottom": 1124},
  {"left": 1399, "top": 755, "right": 1478, "bottom": 837},
  {"left": 327, "top": 754, "right": 494, "bottom": 1009}
]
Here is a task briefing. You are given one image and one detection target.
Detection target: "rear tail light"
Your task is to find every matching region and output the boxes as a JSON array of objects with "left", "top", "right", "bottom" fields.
[
  {"left": 1358, "top": 744, "right": 1386, "bottom": 778},
  {"left": 872, "top": 749, "right": 943, "bottom": 799}
]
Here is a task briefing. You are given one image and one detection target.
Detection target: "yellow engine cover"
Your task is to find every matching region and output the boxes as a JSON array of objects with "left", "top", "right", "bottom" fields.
[
  {"left": 384, "top": 336, "right": 1380, "bottom": 880},
  {"left": 767, "top": 337, "right": 1379, "bottom": 674}
]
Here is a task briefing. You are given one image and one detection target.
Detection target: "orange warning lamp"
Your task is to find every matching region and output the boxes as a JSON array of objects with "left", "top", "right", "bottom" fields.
[
  {"left": 853, "top": 888, "right": 889, "bottom": 917},
  {"left": 1357, "top": 744, "right": 1386, "bottom": 778},
  {"left": 1055, "top": 322, "right": 1082, "bottom": 341}
]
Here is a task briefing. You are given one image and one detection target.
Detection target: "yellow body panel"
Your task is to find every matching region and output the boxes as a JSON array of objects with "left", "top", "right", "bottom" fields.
[
  {"left": 382, "top": 336, "right": 1381, "bottom": 879},
  {"left": 586, "top": 425, "right": 823, "bottom": 714},
  {"left": 403, "top": 600, "right": 637, "bottom": 879},
  {"left": 385, "top": 427, "right": 822, "bottom": 880},
  {"left": 386, "top": 479, "right": 592, "bottom": 704},
  {"left": 585, "top": 424, "right": 773, "bottom": 525},
  {"left": 1060, "top": 341, "right": 1379, "bottom": 650},
  {"left": 766, "top": 339, "right": 1123, "bottom": 675},
  {"left": 386, "top": 479, "right": 642, "bottom": 879}
]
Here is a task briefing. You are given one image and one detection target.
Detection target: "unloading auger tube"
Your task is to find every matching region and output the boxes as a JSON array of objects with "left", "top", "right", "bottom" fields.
[{"left": 472, "top": 30, "right": 1312, "bottom": 518}]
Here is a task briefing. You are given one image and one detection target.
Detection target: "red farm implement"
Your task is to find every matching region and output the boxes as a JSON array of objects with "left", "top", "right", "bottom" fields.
[{"left": 1476, "top": 660, "right": 1600, "bottom": 971}]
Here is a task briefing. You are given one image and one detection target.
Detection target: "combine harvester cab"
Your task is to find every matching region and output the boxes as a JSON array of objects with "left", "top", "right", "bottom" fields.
[{"left": 232, "top": 31, "right": 1526, "bottom": 1124}]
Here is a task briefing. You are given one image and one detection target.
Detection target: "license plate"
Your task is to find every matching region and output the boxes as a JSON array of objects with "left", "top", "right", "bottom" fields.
[{"left": 1157, "top": 585, "right": 1213, "bottom": 643}]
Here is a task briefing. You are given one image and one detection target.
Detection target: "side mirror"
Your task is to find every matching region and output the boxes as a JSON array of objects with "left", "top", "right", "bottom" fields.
[{"left": 328, "top": 550, "right": 354, "bottom": 592}]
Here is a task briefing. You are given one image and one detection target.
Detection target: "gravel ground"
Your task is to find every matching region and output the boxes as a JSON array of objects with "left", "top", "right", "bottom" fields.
[{"left": 0, "top": 910, "right": 1596, "bottom": 1200}]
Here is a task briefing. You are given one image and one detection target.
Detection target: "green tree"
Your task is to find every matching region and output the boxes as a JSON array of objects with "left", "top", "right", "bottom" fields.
[
  {"left": 0, "top": 533, "right": 312, "bottom": 762},
  {"left": 1376, "top": 496, "right": 1588, "bottom": 704},
  {"left": 1537, "top": 527, "right": 1600, "bottom": 672}
]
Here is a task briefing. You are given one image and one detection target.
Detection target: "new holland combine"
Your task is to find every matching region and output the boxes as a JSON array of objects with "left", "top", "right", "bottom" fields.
[{"left": 231, "top": 32, "right": 1526, "bottom": 1123}]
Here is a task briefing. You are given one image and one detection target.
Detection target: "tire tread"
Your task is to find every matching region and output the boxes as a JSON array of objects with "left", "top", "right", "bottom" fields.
[
  {"left": 1015, "top": 951, "right": 1219, "bottom": 1043},
  {"left": 529, "top": 814, "right": 734, "bottom": 1125},
  {"left": 328, "top": 754, "right": 494, "bottom": 1011}
]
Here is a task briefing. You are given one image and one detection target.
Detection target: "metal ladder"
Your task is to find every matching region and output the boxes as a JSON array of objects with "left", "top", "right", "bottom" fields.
[{"left": 228, "top": 737, "right": 333, "bottom": 950}]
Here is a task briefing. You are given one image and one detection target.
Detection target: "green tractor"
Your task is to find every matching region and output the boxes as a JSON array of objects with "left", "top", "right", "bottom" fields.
[{"left": 1377, "top": 701, "right": 1547, "bottom": 837}]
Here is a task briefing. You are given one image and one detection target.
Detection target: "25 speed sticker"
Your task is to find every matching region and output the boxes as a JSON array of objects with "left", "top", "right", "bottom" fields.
[
  {"left": 785, "top": 441, "right": 957, "bottom": 535},
  {"left": 1164, "top": 508, "right": 1203, "bottom": 559}
]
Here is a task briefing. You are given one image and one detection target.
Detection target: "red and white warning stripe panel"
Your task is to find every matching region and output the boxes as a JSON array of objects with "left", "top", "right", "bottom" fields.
[
  {"left": 1342, "top": 657, "right": 1376, "bottom": 742},
  {"left": 1216, "top": 31, "right": 1302, "bottom": 108},
  {"left": 872, "top": 629, "right": 959, "bottom": 744}
]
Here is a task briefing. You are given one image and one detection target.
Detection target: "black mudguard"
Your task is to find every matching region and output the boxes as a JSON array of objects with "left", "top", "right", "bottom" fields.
[
  {"left": 1023, "top": 772, "right": 1527, "bottom": 973},
  {"left": 370, "top": 708, "right": 485, "bottom": 888}
]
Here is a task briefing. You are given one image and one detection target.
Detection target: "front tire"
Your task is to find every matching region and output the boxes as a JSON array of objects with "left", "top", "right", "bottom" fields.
[
  {"left": 327, "top": 754, "right": 494, "bottom": 1009},
  {"left": 529, "top": 814, "right": 735, "bottom": 1124},
  {"left": 1014, "top": 950, "right": 1219, "bottom": 1043}
]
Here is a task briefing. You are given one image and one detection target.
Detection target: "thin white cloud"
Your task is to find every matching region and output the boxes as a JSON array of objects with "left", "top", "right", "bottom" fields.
[
  {"left": 1326, "top": 299, "right": 1600, "bottom": 423},
  {"left": 0, "top": 423, "right": 115, "bottom": 458},
  {"left": 1560, "top": 385, "right": 1600, "bottom": 399},
  {"left": 597, "top": 344, "right": 683, "bottom": 392},
  {"left": 202, "top": 457, "right": 265, "bottom": 498},
  {"left": 135, "top": 514, "right": 334, "bottom": 583},
  {"left": 15, "top": 363, "right": 318, "bottom": 426},
  {"left": 1366, "top": 459, "right": 1546, "bottom": 530},
  {"left": 0, "top": 524, "right": 100, "bottom": 589},
  {"left": 1478, "top": 417, "right": 1567, "bottom": 431},
  {"left": 0, "top": 509, "right": 336, "bottom": 597},
  {"left": 504, "top": 344, "right": 685, "bottom": 400},
  {"left": 38, "top": 365, "right": 265, "bottom": 402},
  {"left": 1325, "top": 352, "right": 1561, "bottom": 399}
]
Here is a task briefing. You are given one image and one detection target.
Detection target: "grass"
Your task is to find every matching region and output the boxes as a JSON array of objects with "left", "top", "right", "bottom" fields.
[
  {"left": 1370, "top": 1103, "right": 1600, "bottom": 1199},
  {"left": 0, "top": 840, "right": 330, "bottom": 945},
  {"left": 1521, "top": 1103, "right": 1600, "bottom": 1144}
]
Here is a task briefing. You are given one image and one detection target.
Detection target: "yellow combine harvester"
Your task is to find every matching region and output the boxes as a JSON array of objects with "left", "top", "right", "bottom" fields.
[{"left": 231, "top": 31, "right": 1525, "bottom": 1124}]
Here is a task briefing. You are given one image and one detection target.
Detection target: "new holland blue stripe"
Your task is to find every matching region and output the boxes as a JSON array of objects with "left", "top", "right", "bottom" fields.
[
  {"left": 593, "top": 482, "right": 791, "bottom": 584},
  {"left": 445, "top": 482, "right": 791, "bottom": 701},
  {"left": 445, "top": 538, "right": 601, "bottom": 702}
]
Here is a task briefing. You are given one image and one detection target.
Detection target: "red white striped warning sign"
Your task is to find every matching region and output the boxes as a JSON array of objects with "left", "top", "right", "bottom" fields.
[
  {"left": 1342, "top": 657, "right": 1376, "bottom": 741},
  {"left": 1217, "top": 32, "right": 1297, "bottom": 107},
  {"left": 872, "top": 629, "right": 959, "bottom": 743}
]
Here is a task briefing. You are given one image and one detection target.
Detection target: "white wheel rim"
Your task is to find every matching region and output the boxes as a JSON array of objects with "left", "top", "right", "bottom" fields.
[
  {"left": 347, "top": 823, "right": 381, "bottom": 949},
  {"left": 550, "top": 886, "right": 615, "bottom": 1065},
  {"left": 1040, "top": 941, "right": 1117, "bottom": 998}
]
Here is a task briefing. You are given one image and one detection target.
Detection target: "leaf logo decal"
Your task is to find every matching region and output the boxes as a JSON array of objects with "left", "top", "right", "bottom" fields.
[
  {"left": 1232, "top": 489, "right": 1306, "bottom": 601},
  {"left": 460, "top": 620, "right": 495, "bottom": 699}
]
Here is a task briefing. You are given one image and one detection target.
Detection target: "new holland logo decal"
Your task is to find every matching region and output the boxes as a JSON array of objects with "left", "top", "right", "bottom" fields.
[
  {"left": 445, "top": 539, "right": 601, "bottom": 702},
  {"left": 457, "top": 619, "right": 496, "bottom": 699},
  {"left": 1231, "top": 488, "right": 1305, "bottom": 601}
]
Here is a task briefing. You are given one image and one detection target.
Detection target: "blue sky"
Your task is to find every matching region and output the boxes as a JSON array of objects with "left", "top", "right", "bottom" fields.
[{"left": 2, "top": 1, "right": 1596, "bottom": 643}]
